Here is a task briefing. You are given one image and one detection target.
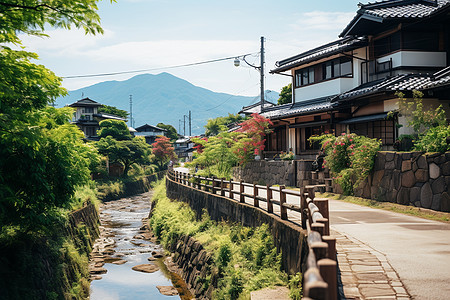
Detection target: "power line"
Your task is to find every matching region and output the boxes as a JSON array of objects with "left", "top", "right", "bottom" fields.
[{"left": 62, "top": 52, "right": 259, "bottom": 79}]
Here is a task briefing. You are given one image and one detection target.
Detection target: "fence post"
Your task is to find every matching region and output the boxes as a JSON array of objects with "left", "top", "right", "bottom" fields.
[
  {"left": 229, "top": 181, "right": 234, "bottom": 200},
  {"left": 279, "top": 185, "right": 287, "bottom": 220},
  {"left": 318, "top": 258, "right": 338, "bottom": 300},
  {"left": 314, "top": 199, "right": 330, "bottom": 235},
  {"left": 220, "top": 178, "right": 225, "bottom": 196},
  {"left": 240, "top": 180, "right": 245, "bottom": 203},
  {"left": 175, "top": 171, "right": 179, "bottom": 183},
  {"left": 266, "top": 184, "right": 273, "bottom": 213},
  {"left": 322, "top": 236, "right": 337, "bottom": 261},
  {"left": 211, "top": 177, "right": 215, "bottom": 193},
  {"left": 300, "top": 191, "right": 308, "bottom": 229},
  {"left": 253, "top": 183, "right": 259, "bottom": 208}
]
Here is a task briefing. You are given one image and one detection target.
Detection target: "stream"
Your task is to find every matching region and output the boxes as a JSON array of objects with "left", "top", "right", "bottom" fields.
[{"left": 89, "top": 192, "right": 192, "bottom": 299}]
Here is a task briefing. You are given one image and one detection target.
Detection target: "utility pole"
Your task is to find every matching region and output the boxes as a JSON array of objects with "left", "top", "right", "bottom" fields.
[
  {"left": 183, "top": 116, "right": 186, "bottom": 136},
  {"left": 189, "top": 110, "right": 191, "bottom": 136},
  {"left": 129, "top": 95, "right": 133, "bottom": 127},
  {"left": 260, "top": 36, "right": 265, "bottom": 114}
]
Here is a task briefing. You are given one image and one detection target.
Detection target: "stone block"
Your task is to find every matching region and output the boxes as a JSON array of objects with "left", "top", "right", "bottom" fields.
[
  {"left": 374, "top": 153, "right": 386, "bottom": 171},
  {"left": 417, "top": 155, "right": 428, "bottom": 169},
  {"left": 394, "top": 153, "right": 403, "bottom": 169},
  {"left": 397, "top": 187, "right": 410, "bottom": 205},
  {"left": 393, "top": 170, "right": 401, "bottom": 190},
  {"left": 432, "top": 194, "right": 441, "bottom": 211},
  {"left": 429, "top": 163, "right": 440, "bottom": 179},
  {"left": 380, "top": 170, "right": 393, "bottom": 189},
  {"left": 386, "top": 189, "right": 398, "bottom": 203},
  {"left": 432, "top": 177, "right": 445, "bottom": 194},
  {"left": 412, "top": 161, "right": 418, "bottom": 172},
  {"left": 372, "top": 170, "right": 385, "bottom": 186},
  {"left": 385, "top": 151, "right": 395, "bottom": 162},
  {"left": 401, "top": 170, "right": 415, "bottom": 188},
  {"left": 420, "top": 183, "right": 433, "bottom": 208},
  {"left": 401, "top": 160, "right": 412, "bottom": 172},
  {"left": 434, "top": 154, "right": 446, "bottom": 165},
  {"left": 410, "top": 187, "right": 421, "bottom": 204},
  {"left": 441, "top": 192, "right": 450, "bottom": 212},
  {"left": 442, "top": 161, "right": 450, "bottom": 176},
  {"left": 385, "top": 160, "right": 395, "bottom": 170},
  {"left": 415, "top": 169, "right": 429, "bottom": 182},
  {"left": 402, "top": 152, "right": 412, "bottom": 160}
]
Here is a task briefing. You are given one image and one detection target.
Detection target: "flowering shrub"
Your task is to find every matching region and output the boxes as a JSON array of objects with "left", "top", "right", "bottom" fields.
[{"left": 310, "top": 133, "right": 381, "bottom": 195}]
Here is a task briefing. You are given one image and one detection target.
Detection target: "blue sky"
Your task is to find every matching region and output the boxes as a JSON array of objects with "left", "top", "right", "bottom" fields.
[{"left": 21, "top": 0, "right": 362, "bottom": 97}]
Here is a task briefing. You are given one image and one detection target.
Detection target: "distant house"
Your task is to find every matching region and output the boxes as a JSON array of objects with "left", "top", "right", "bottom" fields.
[
  {"left": 174, "top": 137, "right": 195, "bottom": 161},
  {"left": 238, "top": 99, "right": 276, "bottom": 116},
  {"left": 134, "top": 124, "right": 167, "bottom": 144},
  {"left": 68, "top": 97, "right": 127, "bottom": 140},
  {"left": 266, "top": 0, "right": 450, "bottom": 158}
]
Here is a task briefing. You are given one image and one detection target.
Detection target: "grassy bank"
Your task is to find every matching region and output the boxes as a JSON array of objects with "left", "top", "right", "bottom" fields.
[
  {"left": 149, "top": 180, "right": 300, "bottom": 300},
  {"left": 318, "top": 192, "right": 450, "bottom": 223}
]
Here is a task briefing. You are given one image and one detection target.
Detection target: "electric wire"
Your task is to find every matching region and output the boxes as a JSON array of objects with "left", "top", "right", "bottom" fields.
[{"left": 62, "top": 52, "right": 259, "bottom": 79}]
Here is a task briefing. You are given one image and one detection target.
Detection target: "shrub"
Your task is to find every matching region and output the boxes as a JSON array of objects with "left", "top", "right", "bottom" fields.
[
  {"left": 310, "top": 133, "right": 381, "bottom": 195},
  {"left": 413, "top": 125, "right": 450, "bottom": 153}
]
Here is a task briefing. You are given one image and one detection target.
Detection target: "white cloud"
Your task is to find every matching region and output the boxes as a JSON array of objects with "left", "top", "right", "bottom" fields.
[{"left": 291, "top": 11, "right": 355, "bottom": 32}]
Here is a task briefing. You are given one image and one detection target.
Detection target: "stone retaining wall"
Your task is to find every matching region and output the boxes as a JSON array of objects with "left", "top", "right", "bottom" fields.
[
  {"left": 166, "top": 177, "right": 308, "bottom": 275},
  {"left": 232, "top": 160, "right": 314, "bottom": 187},
  {"left": 166, "top": 235, "right": 217, "bottom": 300},
  {"left": 354, "top": 151, "right": 450, "bottom": 212}
]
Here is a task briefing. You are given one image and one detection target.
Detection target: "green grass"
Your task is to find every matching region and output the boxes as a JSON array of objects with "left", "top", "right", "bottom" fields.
[
  {"left": 318, "top": 192, "right": 450, "bottom": 223},
  {"left": 149, "top": 179, "right": 295, "bottom": 300}
]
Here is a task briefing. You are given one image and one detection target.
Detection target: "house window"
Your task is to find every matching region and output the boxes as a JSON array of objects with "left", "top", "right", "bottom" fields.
[
  {"left": 403, "top": 31, "right": 439, "bottom": 52},
  {"left": 82, "top": 107, "right": 94, "bottom": 113},
  {"left": 294, "top": 57, "right": 353, "bottom": 88},
  {"left": 350, "top": 120, "right": 395, "bottom": 145}
]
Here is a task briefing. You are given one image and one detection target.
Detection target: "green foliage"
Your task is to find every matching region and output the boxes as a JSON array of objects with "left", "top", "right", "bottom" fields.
[
  {"left": 288, "top": 273, "right": 302, "bottom": 300},
  {"left": 414, "top": 125, "right": 450, "bottom": 153},
  {"left": 0, "top": 106, "right": 99, "bottom": 230},
  {"left": 97, "top": 119, "right": 132, "bottom": 140},
  {"left": 205, "top": 113, "right": 247, "bottom": 136},
  {"left": 96, "top": 136, "right": 151, "bottom": 176},
  {"left": 98, "top": 105, "right": 129, "bottom": 119},
  {"left": 156, "top": 123, "right": 178, "bottom": 141},
  {"left": 310, "top": 133, "right": 381, "bottom": 195},
  {"left": 279, "top": 151, "right": 295, "bottom": 161},
  {"left": 277, "top": 83, "right": 292, "bottom": 105},
  {"left": 149, "top": 180, "right": 287, "bottom": 300},
  {"left": 396, "top": 90, "right": 447, "bottom": 134}
]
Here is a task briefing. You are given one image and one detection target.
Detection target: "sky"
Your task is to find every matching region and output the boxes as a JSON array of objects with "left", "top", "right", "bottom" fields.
[{"left": 20, "top": 0, "right": 363, "bottom": 97}]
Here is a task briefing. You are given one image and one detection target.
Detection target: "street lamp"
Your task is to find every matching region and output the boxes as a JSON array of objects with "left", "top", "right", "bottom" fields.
[{"left": 234, "top": 36, "right": 265, "bottom": 113}]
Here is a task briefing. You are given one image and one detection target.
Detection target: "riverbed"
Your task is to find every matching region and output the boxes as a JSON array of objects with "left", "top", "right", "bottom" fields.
[{"left": 89, "top": 192, "right": 192, "bottom": 299}]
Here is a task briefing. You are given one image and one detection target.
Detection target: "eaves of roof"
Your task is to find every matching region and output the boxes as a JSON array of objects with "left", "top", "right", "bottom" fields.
[
  {"left": 261, "top": 96, "right": 337, "bottom": 120},
  {"left": 271, "top": 37, "right": 368, "bottom": 74}
]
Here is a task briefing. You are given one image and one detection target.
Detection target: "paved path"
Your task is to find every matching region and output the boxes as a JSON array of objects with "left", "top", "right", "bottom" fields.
[{"left": 328, "top": 200, "right": 450, "bottom": 300}]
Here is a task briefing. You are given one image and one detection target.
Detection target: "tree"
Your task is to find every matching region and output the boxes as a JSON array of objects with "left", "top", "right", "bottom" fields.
[
  {"left": 157, "top": 123, "right": 178, "bottom": 141},
  {"left": 98, "top": 105, "right": 129, "bottom": 119},
  {"left": 96, "top": 136, "right": 150, "bottom": 176},
  {"left": 0, "top": 0, "right": 108, "bottom": 230},
  {"left": 152, "top": 136, "right": 177, "bottom": 168},
  {"left": 277, "top": 83, "right": 292, "bottom": 105},
  {"left": 97, "top": 119, "right": 132, "bottom": 140},
  {"left": 205, "top": 113, "right": 246, "bottom": 136},
  {"left": 237, "top": 113, "right": 273, "bottom": 158},
  {"left": 0, "top": 107, "right": 100, "bottom": 230}
]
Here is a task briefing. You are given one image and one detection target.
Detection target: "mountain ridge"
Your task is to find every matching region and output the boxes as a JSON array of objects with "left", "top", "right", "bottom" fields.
[{"left": 57, "top": 73, "right": 279, "bottom": 135}]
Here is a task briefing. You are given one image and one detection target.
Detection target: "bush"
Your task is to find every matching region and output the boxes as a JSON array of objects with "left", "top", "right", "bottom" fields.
[
  {"left": 310, "top": 133, "right": 381, "bottom": 195},
  {"left": 413, "top": 125, "right": 450, "bottom": 153}
]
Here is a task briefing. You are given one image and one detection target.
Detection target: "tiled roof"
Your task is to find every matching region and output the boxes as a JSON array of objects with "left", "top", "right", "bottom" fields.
[
  {"left": 338, "top": 68, "right": 450, "bottom": 101},
  {"left": 271, "top": 37, "right": 368, "bottom": 73},
  {"left": 239, "top": 99, "right": 276, "bottom": 115},
  {"left": 341, "top": 0, "right": 450, "bottom": 36},
  {"left": 261, "top": 97, "right": 337, "bottom": 119},
  {"left": 361, "top": 0, "right": 449, "bottom": 18}
]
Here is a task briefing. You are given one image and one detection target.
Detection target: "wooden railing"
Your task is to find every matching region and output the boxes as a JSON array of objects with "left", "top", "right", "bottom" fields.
[{"left": 166, "top": 169, "right": 338, "bottom": 300}]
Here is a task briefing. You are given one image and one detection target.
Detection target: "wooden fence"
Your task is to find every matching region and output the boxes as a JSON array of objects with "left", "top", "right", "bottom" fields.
[{"left": 167, "top": 169, "right": 338, "bottom": 300}]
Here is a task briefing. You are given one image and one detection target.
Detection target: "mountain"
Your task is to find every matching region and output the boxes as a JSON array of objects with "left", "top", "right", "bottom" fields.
[{"left": 57, "top": 73, "right": 279, "bottom": 136}]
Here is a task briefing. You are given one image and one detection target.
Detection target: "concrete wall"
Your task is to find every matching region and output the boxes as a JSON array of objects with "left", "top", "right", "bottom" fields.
[
  {"left": 354, "top": 151, "right": 450, "bottom": 212},
  {"left": 232, "top": 160, "right": 314, "bottom": 187},
  {"left": 165, "top": 178, "right": 308, "bottom": 275}
]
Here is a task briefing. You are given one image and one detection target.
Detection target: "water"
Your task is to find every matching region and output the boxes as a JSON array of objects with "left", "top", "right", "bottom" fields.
[{"left": 89, "top": 192, "right": 192, "bottom": 300}]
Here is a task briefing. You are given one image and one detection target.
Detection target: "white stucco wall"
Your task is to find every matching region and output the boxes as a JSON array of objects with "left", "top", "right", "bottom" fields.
[
  {"left": 378, "top": 51, "right": 447, "bottom": 68},
  {"left": 294, "top": 77, "right": 355, "bottom": 102}
]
